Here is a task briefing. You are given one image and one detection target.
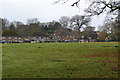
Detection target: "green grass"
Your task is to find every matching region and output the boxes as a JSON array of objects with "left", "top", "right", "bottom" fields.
[{"left": 2, "top": 42, "right": 119, "bottom": 78}]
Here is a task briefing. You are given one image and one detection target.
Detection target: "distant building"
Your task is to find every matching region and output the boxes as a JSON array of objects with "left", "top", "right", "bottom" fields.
[
  {"left": 80, "top": 32, "right": 98, "bottom": 42},
  {"left": 1, "top": 36, "right": 23, "bottom": 43}
]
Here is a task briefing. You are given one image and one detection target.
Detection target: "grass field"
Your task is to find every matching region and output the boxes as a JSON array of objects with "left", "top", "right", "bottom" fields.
[{"left": 2, "top": 42, "right": 119, "bottom": 78}]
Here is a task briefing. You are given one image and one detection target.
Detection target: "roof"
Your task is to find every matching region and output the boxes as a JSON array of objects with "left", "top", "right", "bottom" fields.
[{"left": 81, "top": 32, "right": 98, "bottom": 39}]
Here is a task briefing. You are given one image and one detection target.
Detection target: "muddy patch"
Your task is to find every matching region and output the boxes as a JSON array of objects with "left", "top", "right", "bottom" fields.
[
  {"left": 38, "top": 47, "right": 41, "bottom": 48},
  {"left": 51, "top": 60, "right": 65, "bottom": 62},
  {"left": 66, "top": 68, "right": 80, "bottom": 71}
]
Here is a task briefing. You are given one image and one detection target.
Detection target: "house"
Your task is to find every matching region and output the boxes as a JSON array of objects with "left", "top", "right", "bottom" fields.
[
  {"left": 32, "top": 32, "right": 50, "bottom": 42},
  {"left": 51, "top": 30, "right": 80, "bottom": 42},
  {"left": 1, "top": 36, "right": 23, "bottom": 43},
  {"left": 80, "top": 32, "right": 98, "bottom": 42}
]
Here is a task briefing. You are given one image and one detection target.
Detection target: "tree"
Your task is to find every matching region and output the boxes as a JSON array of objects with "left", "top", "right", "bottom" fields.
[
  {"left": 98, "top": 31, "right": 107, "bottom": 41},
  {"left": 83, "top": 26, "right": 95, "bottom": 33},
  {"left": 84, "top": 0, "right": 120, "bottom": 16},
  {"left": 17, "top": 23, "right": 43, "bottom": 37},
  {"left": 42, "top": 21, "right": 62, "bottom": 34},
  {"left": 70, "top": 15, "right": 91, "bottom": 38},
  {"left": 56, "top": 0, "right": 120, "bottom": 22},
  {"left": 98, "top": 21, "right": 120, "bottom": 41},
  {"left": 53, "top": 27, "right": 72, "bottom": 41},
  {"left": 108, "top": 21, "right": 120, "bottom": 41},
  {"left": 55, "top": 0, "right": 81, "bottom": 8},
  {"left": 70, "top": 15, "right": 90, "bottom": 31},
  {"left": 55, "top": 0, "right": 120, "bottom": 15},
  {"left": 2, "top": 18, "right": 10, "bottom": 30},
  {"left": 54, "top": 27, "right": 70, "bottom": 37},
  {"left": 9, "top": 23, "right": 16, "bottom": 31},
  {"left": 0, "top": 18, "right": 2, "bottom": 35},
  {"left": 27, "top": 18, "right": 40, "bottom": 25},
  {"left": 98, "top": 23, "right": 111, "bottom": 40},
  {"left": 56, "top": 0, "right": 120, "bottom": 41},
  {"left": 59, "top": 16, "right": 70, "bottom": 28},
  {"left": 83, "top": 26, "right": 98, "bottom": 42},
  {"left": 33, "top": 32, "right": 48, "bottom": 37},
  {"left": 2, "top": 30, "right": 19, "bottom": 37},
  {"left": 98, "top": 23, "right": 111, "bottom": 33},
  {"left": 12, "top": 21, "right": 24, "bottom": 27}
]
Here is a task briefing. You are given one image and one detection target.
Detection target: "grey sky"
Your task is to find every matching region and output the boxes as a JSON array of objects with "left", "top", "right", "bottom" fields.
[{"left": 0, "top": 0, "right": 105, "bottom": 28}]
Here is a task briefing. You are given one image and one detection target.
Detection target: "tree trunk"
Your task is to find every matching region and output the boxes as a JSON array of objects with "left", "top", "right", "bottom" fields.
[{"left": 77, "top": 28, "right": 81, "bottom": 42}]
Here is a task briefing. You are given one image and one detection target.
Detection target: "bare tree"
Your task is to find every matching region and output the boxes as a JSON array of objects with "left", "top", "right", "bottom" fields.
[
  {"left": 59, "top": 16, "right": 70, "bottom": 28},
  {"left": 54, "top": 0, "right": 81, "bottom": 8},
  {"left": 70, "top": 15, "right": 91, "bottom": 32},
  {"left": 56, "top": 0, "right": 120, "bottom": 41},
  {"left": 13, "top": 21, "right": 24, "bottom": 27},
  {"left": 98, "top": 23, "right": 112, "bottom": 34},
  {"left": 27, "top": 18, "right": 40, "bottom": 25},
  {"left": 70, "top": 15, "right": 91, "bottom": 40},
  {"left": 55, "top": 0, "right": 120, "bottom": 14},
  {"left": 2, "top": 18, "right": 10, "bottom": 30},
  {"left": 98, "top": 20, "right": 120, "bottom": 41},
  {"left": 85, "top": 0, "right": 120, "bottom": 16},
  {"left": 55, "top": 0, "right": 120, "bottom": 21}
]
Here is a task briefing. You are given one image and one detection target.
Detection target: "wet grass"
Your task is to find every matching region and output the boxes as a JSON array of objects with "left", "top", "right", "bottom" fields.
[{"left": 2, "top": 42, "right": 119, "bottom": 78}]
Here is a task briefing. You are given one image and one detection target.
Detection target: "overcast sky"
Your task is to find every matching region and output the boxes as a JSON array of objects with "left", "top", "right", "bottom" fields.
[{"left": 0, "top": 0, "right": 106, "bottom": 29}]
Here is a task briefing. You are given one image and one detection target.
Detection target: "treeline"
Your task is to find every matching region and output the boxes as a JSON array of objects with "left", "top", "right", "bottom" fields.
[
  {"left": 1, "top": 15, "right": 91, "bottom": 38},
  {"left": 2, "top": 19, "right": 73, "bottom": 38},
  {"left": 98, "top": 21, "right": 120, "bottom": 41},
  {"left": 1, "top": 15, "right": 120, "bottom": 41}
]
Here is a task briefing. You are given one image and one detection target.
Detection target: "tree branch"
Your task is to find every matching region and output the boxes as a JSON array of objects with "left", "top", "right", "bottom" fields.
[
  {"left": 71, "top": 0, "right": 80, "bottom": 6},
  {"left": 54, "top": 0, "right": 62, "bottom": 4}
]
